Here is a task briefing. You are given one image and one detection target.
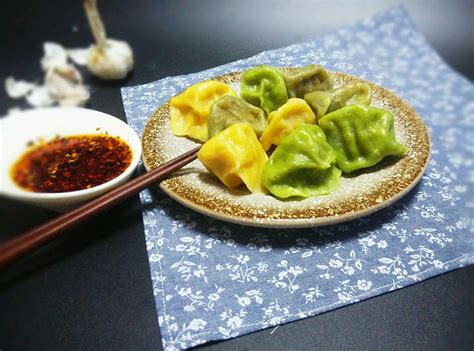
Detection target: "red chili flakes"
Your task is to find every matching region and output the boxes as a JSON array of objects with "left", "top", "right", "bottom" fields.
[{"left": 10, "top": 134, "right": 133, "bottom": 193}]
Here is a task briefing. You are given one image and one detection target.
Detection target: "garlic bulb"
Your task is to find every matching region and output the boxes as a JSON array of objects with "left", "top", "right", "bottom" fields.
[
  {"left": 83, "top": 0, "right": 134, "bottom": 80},
  {"left": 87, "top": 39, "right": 133, "bottom": 80}
]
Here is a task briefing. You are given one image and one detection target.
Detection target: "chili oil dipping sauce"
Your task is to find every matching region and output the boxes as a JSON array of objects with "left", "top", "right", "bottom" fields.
[
  {"left": 10, "top": 134, "right": 133, "bottom": 193},
  {"left": 1, "top": 107, "right": 141, "bottom": 211}
]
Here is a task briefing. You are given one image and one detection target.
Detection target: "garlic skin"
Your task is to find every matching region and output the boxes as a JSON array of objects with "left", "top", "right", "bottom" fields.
[
  {"left": 87, "top": 39, "right": 134, "bottom": 80},
  {"left": 5, "top": 77, "right": 36, "bottom": 98},
  {"left": 4, "top": 42, "right": 90, "bottom": 108},
  {"left": 41, "top": 42, "right": 91, "bottom": 106},
  {"left": 67, "top": 47, "right": 91, "bottom": 66},
  {"left": 7, "top": 107, "right": 23, "bottom": 116},
  {"left": 41, "top": 42, "right": 69, "bottom": 71},
  {"left": 45, "top": 66, "right": 90, "bottom": 107}
]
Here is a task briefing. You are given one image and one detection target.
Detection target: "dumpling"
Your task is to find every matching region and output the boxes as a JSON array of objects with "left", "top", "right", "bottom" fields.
[
  {"left": 261, "top": 124, "right": 341, "bottom": 198},
  {"left": 170, "top": 80, "right": 236, "bottom": 142},
  {"left": 319, "top": 105, "right": 409, "bottom": 173},
  {"left": 302, "top": 91, "right": 333, "bottom": 121},
  {"left": 240, "top": 65, "right": 288, "bottom": 115},
  {"left": 197, "top": 123, "right": 268, "bottom": 193},
  {"left": 326, "top": 82, "right": 372, "bottom": 113},
  {"left": 304, "top": 82, "right": 372, "bottom": 121},
  {"left": 278, "top": 64, "right": 333, "bottom": 98},
  {"left": 259, "top": 98, "right": 316, "bottom": 151},
  {"left": 208, "top": 95, "right": 267, "bottom": 138}
]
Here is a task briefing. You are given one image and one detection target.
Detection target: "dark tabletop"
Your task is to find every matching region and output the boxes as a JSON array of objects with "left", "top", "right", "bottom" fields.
[{"left": 1, "top": 0, "right": 473, "bottom": 350}]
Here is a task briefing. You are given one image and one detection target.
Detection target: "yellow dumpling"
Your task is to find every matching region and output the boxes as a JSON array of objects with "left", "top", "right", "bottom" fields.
[
  {"left": 170, "top": 80, "right": 236, "bottom": 142},
  {"left": 260, "top": 98, "right": 316, "bottom": 151},
  {"left": 198, "top": 123, "right": 268, "bottom": 193}
]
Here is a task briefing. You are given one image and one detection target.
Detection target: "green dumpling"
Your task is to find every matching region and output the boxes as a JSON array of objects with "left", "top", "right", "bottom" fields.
[
  {"left": 240, "top": 65, "right": 288, "bottom": 115},
  {"left": 303, "top": 91, "right": 333, "bottom": 121},
  {"left": 327, "top": 82, "right": 372, "bottom": 112},
  {"left": 261, "top": 124, "right": 341, "bottom": 199},
  {"left": 304, "top": 82, "right": 372, "bottom": 121},
  {"left": 208, "top": 95, "right": 267, "bottom": 138},
  {"left": 278, "top": 65, "right": 333, "bottom": 99},
  {"left": 319, "top": 105, "right": 409, "bottom": 173}
]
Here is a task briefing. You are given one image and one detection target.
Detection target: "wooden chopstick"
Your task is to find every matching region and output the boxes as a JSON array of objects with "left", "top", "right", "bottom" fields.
[{"left": 0, "top": 145, "right": 202, "bottom": 268}]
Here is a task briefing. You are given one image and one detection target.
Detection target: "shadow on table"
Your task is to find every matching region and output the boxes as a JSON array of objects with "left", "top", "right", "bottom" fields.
[
  {"left": 0, "top": 196, "right": 142, "bottom": 287},
  {"left": 0, "top": 173, "right": 419, "bottom": 286},
  {"left": 143, "top": 180, "right": 420, "bottom": 250},
  {"left": 86, "top": 70, "right": 135, "bottom": 88}
]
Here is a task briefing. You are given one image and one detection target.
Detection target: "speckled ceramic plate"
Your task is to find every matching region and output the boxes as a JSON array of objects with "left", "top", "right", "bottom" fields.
[{"left": 141, "top": 70, "right": 431, "bottom": 228}]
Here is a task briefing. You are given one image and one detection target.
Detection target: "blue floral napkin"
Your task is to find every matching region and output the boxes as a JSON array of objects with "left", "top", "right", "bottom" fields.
[{"left": 121, "top": 7, "right": 473, "bottom": 350}]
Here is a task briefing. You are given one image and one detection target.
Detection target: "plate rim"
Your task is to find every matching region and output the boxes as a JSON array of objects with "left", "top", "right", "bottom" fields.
[{"left": 141, "top": 70, "right": 431, "bottom": 228}]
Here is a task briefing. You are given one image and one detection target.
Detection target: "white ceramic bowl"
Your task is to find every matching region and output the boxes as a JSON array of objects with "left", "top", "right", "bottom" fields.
[{"left": 1, "top": 107, "right": 141, "bottom": 211}]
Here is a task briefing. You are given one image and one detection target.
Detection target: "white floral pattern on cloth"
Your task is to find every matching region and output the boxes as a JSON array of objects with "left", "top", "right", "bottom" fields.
[{"left": 121, "top": 7, "right": 473, "bottom": 350}]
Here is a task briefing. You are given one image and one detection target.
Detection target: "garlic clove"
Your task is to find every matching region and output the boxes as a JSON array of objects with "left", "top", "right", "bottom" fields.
[
  {"left": 54, "top": 64, "right": 83, "bottom": 84},
  {"left": 5, "top": 77, "right": 36, "bottom": 98},
  {"left": 45, "top": 66, "right": 90, "bottom": 107},
  {"left": 87, "top": 39, "right": 134, "bottom": 80},
  {"left": 26, "top": 86, "right": 55, "bottom": 107},
  {"left": 57, "top": 91, "right": 91, "bottom": 107}
]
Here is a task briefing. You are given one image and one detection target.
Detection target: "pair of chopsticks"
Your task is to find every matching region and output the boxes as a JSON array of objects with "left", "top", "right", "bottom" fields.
[{"left": 0, "top": 146, "right": 201, "bottom": 268}]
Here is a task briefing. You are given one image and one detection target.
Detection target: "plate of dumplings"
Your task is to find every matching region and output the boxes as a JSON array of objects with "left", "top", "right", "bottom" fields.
[{"left": 141, "top": 65, "right": 430, "bottom": 228}]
